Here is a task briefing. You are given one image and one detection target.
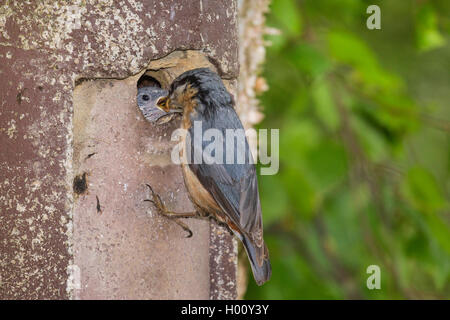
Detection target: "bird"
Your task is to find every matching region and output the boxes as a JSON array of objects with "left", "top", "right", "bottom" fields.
[
  {"left": 137, "top": 86, "right": 180, "bottom": 124},
  {"left": 142, "top": 68, "right": 271, "bottom": 286}
]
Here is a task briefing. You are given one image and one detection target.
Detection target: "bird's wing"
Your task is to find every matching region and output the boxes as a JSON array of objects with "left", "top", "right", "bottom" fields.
[{"left": 188, "top": 108, "right": 263, "bottom": 244}]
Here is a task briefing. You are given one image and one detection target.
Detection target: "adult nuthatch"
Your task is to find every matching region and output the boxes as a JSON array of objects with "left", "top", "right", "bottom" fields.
[{"left": 142, "top": 68, "right": 271, "bottom": 286}]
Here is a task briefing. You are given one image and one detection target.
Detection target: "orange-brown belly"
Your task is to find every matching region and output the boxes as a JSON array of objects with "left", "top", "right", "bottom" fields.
[
  {"left": 181, "top": 163, "right": 241, "bottom": 235},
  {"left": 181, "top": 163, "right": 223, "bottom": 217}
]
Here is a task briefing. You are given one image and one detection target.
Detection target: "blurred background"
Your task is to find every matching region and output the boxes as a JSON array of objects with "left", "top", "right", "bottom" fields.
[{"left": 246, "top": 0, "right": 450, "bottom": 299}]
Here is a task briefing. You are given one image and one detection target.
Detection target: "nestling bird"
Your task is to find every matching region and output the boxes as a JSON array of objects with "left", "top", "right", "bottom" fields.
[
  {"left": 137, "top": 86, "right": 180, "bottom": 124},
  {"left": 142, "top": 68, "right": 271, "bottom": 286}
]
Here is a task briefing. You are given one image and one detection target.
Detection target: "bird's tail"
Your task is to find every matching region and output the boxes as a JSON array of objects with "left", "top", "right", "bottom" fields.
[{"left": 241, "top": 234, "right": 271, "bottom": 286}]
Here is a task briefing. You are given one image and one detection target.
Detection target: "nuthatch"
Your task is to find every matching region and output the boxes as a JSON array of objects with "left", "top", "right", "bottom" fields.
[
  {"left": 141, "top": 68, "right": 271, "bottom": 286},
  {"left": 137, "top": 86, "right": 179, "bottom": 124}
]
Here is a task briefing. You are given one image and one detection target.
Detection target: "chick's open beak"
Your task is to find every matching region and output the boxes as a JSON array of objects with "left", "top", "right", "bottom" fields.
[{"left": 156, "top": 96, "right": 171, "bottom": 112}]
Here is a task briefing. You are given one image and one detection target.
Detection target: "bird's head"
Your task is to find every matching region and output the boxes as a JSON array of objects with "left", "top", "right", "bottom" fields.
[
  {"left": 137, "top": 86, "right": 179, "bottom": 124},
  {"left": 137, "top": 86, "right": 168, "bottom": 113},
  {"left": 156, "top": 68, "right": 233, "bottom": 119}
]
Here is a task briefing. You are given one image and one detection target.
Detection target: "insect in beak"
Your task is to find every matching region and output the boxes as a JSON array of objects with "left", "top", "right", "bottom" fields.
[{"left": 156, "top": 96, "right": 171, "bottom": 112}]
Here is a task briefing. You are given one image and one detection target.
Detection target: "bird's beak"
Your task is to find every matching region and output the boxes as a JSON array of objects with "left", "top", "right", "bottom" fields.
[{"left": 156, "top": 96, "right": 171, "bottom": 112}]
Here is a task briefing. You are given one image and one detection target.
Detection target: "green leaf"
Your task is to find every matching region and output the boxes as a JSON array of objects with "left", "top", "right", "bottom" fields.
[
  {"left": 350, "top": 114, "right": 389, "bottom": 162},
  {"left": 401, "top": 167, "right": 450, "bottom": 254},
  {"left": 424, "top": 212, "right": 450, "bottom": 256},
  {"left": 311, "top": 79, "right": 340, "bottom": 130},
  {"left": 328, "top": 31, "right": 378, "bottom": 69},
  {"left": 401, "top": 167, "right": 446, "bottom": 213},
  {"left": 416, "top": 4, "right": 446, "bottom": 52}
]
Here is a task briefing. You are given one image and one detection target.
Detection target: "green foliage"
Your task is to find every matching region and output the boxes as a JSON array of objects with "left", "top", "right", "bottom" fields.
[
  {"left": 246, "top": 0, "right": 450, "bottom": 299},
  {"left": 271, "top": 0, "right": 303, "bottom": 36},
  {"left": 416, "top": 4, "right": 446, "bottom": 52}
]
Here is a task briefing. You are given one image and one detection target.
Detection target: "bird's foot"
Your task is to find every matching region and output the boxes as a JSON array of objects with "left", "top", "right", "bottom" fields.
[{"left": 144, "top": 183, "right": 195, "bottom": 238}]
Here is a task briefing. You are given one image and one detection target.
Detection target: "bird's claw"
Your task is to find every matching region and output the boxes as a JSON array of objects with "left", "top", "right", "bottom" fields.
[
  {"left": 181, "top": 225, "right": 193, "bottom": 238},
  {"left": 144, "top": 183, "right": 193, "bottom": 238},
  {"left": 145, "top": 184, "right": 166, "bottom": 211}
]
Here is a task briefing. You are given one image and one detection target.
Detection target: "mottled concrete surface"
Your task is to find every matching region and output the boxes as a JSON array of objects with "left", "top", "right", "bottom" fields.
[{"left": 0, "top": 0, "right": 238, "bottom": 299}]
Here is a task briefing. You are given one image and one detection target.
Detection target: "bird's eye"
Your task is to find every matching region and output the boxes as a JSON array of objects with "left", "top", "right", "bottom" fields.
[{"left": 142, "top": 94, "right": 150, "bottom": 101}]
